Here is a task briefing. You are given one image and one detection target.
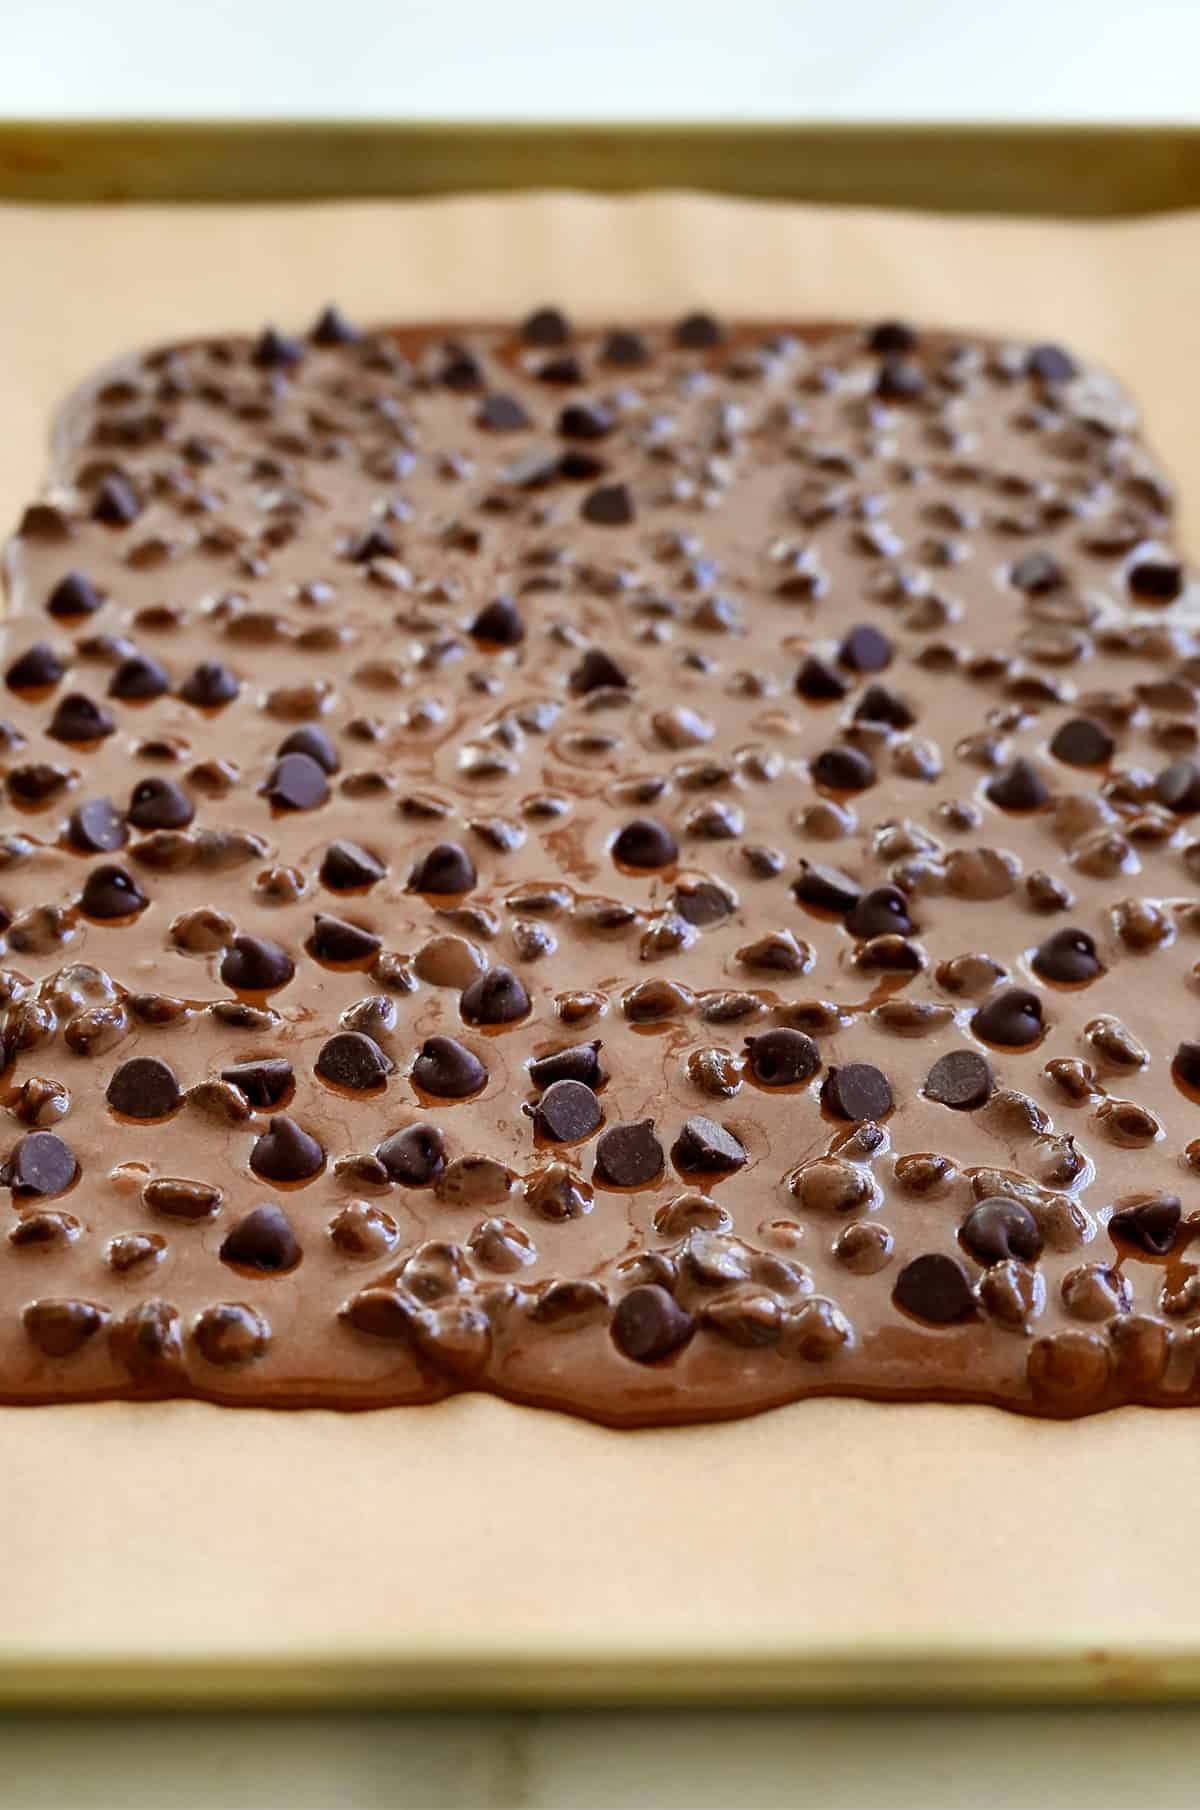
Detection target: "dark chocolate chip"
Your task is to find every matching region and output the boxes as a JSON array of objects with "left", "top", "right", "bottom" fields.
[
  {"left": 47, "top": 573, "right": 102, "bottom": 619},
  {"left": 744, "top": 1028, "right": 820, "bottom": 1087},
  {"left": 1109, "top": 1194, "right": 1182, "bottom": 1256},
  {"left": 821, "top": 1063, "right": 893, "bottom": 1121},
  {"left": 277, "top": 724, "right": 339, "bottom": 773},
  {"left": 221, "top": 1058, "right": 293, "bottom": 1108},
  {"left": 411, "top": 1035, "right": 486, "bottom": 1098},
  {"left": 261, "top": 753, "right": 327, "bottom": 814},
  {"left": 845, "top": 885, "right": 913, "bottom": 939},
  {"left": 569, "top": 647, "right": 629, "bottom": 693},
  {"left": 106, "top": 1056, "right": 180, "bottom": 1119},
  {"left": 23, "top": 1298, "right": 106, "bottom": 1358},
  {"left": 794, "top": 655, "right": 848, "bottom": 701},
  {"left": 581, "top": 483, "right": 634, "bottom": 526},
  {"left": 673, "top": 312, "right": 723, "bottom": 349},
  {"left": 1155, "top": 760, "right": 1200, "bottom": 814},
  {"left": 251, "top": 325, "right": 303, "bottom": 368},
  {"left": 109, "top": 651, "right": 170, "bottom": 700},
  {"left": 612, "top": 818, "right": 678, "bottom": 869},
  {"left": 179, "top": 661, "right": 239, "bottom": 707},
  {"left": 80, "top": 863, "right": 147, "bottom": 918},
  {"left": 1127, "top": 559, "right": 1184, "bottom": 603},
  {"left": 477, "top": 394, "right": 531, "bottom": 432},
  {"left": 559, "top": 402, "right": 614, "bottom": 440},
  {"left": 310, "top": 303, "right": 361, "bottom": 345},
  {"left": 960, "top": 1198, "right": 1043, "bottom": 1265},
  {"left": 594, "top": 1119, "right": 664, "bottom": 1187},
  {"left": 249, "top": 1115, "right": 324, "bottom": 1183},
  {"left": 811, "top": 746, "right": 876, "bottom": 792},
  {"left": 600, "top": 328, "right": 649, "bottom": 367},
  {"left": 528, "top": 1041, "right": 604, "bottom": 1089},
  {"left": 838, "top": 624, "right": 893, "bottom": 672},
  {"left": 854, "top": 683, "right": 915, "bottom": 729},
  {"left": 1050, "top": 717, "right": 1114, "bottom": 767},
  {"left": 371, "top": 1126, "right": 444, "bottom": 1192},
  {"left": 793, "top": 861, "right": 860, "bottom": 914},
  {"left": 220, "top": 1204, "right": 301, "bottom": 1271},
  {"left": 320, "top": 840, "right": 385, "bottom": 890},
  {"left": 537, "top": 353, "right": 582, "bottom": 385},
  {"left": 1027, "top": 343, "right": 1078, "bottom": 383},
  {"left": 535, "top": 1079, "right": 602, "bottom": 1142},
  {"left": 985, "top": 757, "right": 1050, "bottom": 811},
  {"left": 893, "top": 1252, "right": 976, "bottom": 1323},
  {"left": 1010, "top": 550, "right": 1063, "bottom": 594},
  {"left": 461, "top": 965, "right": 530, "bottom": 1025},
  {"left": 521, "top": 306, "right": 570, "bottom": 346},
  {"left": 127, "top": 776, "right": 194, "bottom": 830},
  {"left": 612, "top": 1284, "right": 694, "bottom": 1361},
  {"left": 875, "top": 358, "right": 925, "bottom": 401},
  {"left": 66, "top": 797, "right": 126, "bottom": 853},
  {"left": 469, "top": 596, "right": 525, "bottom": 645},
  {"left": 971, "top": 987, "right": 1044, "bottom": 1047},
  {"left": 91, "top": 473, "right": 142, "bottom": 526},
  {"left": 308, "top": 914, "right": 381, "bottom": 964},
  {"left": 220, "top": 935, "right": 295, "bottom": 991},
  {"left": 671, "top": 1115, "right": 747, "bottom": 1176},
  {"left": 925, "top": 1049, "right": 993, "bottom": 1111},
  {"left": 47, "top": 693, "right": 114, "bottom": 744},
  {"left": 868, "top": 320, "right": 917, "bottom": 353},
  {"left": 6, "top": 642, "right": 65, "bottom": 691},
  {"left": 1174, "top": 1041, "right": 1200, "bottom": 1091},
  {"left": 410, "top": 842, "right": 477, "bottom": 895},
  {"left": 1032, "top": 927, "right": 1102, "bottom": 984},
  {"left": 316, "top": 1031, "right": 393, "bottom": 1091},
  {"left": 4, "top": 1131, "right": 75, "bottom": 1196}
]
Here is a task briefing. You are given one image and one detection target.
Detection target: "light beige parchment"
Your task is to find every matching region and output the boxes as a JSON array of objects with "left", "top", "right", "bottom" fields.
[{"left": 2, "top": 193, "right": 1200, "bottom": 1704}]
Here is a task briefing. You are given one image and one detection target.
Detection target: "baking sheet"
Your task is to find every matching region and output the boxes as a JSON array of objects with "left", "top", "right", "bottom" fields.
[{"left": 3, "top": 192, "right": 1200, "bottom": 1703}]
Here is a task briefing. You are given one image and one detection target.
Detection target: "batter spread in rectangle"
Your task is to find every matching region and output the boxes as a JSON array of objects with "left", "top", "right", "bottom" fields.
[{"left": 0, "top": 305, "right": 1196, "bottom": 1422}]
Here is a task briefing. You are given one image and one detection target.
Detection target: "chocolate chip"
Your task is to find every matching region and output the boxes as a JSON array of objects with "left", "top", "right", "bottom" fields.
[
  {"left": 673, "top": 312, "right": 723, "bottom": 349},
  {"left": 744, "top": 1028, "right": 819, "bottom": 1087},
  {"left": 220, "top": 1204, "right": 301, "bottom": 1271},
  {"left": 80, "top": 863, "right": 146, "bottom": 918},
  {"left": 612, "top": 818, "right": 677, "bottom": 869},
  {"left": 1128, "top": 559, "right": 1184, "bottom": 603},
  {"left": 249, "top": 1115, "right": 324, "bottom": 1183},
  {"left": 46, "top": 572, "right": 102, "bottom": 618},
  {"left": 985, "top": 757, "right": 1050, "bottom": 811},
  {"left": 219, "top": 1058, "right": 294, "bottom": 1109},
  {"left": 66, "top": 797, "right": 126, "bottom": 853},
  {"left": 925, "top": 1050, "right": 993, "bottom": 1111},
  {"left": 220, "top": 935, "right": 294, "bottom": 991},
  {"left": 1010, "top": 550, "right": 1063, "bottom": 594},
  {"left": 310, "top": 303, "right": 360, "bottom": 345},
  {"left": 127, "top": 776, "right": 194, "bottom": 830},
  {"left": 875, "top": 358, "right": 925, "bottom": 402},
  {"left": 251, "top": 325, "right": 302, "bottom": 367},
  {"left": 460, "top": 965, "right": 530, "bottom": 1025},
  {"left": 838, "top": 624, "right": 893, "bottom": 672},
  {"left": 315, "top": 1031, "right": 393, "bottom": 1092},
  {"left": 581, "top": 483, "right": 634, "bottom": 526},
  {"left": 1154, "top": 760, "right": 1200, "bottom": 814},
  {"left": 1032, "top": 927, "right": 1101, "bottom": 984},
  {"left": 893, "top": 1253, "right": 975, "bottom": 1323},
  {"left": 1050, "top": 717, "right": 1114, "bottom": 767},
  {"left": 277, "top": 724, "right": 339, "bottom": 773},
  {"left": 477, "top": 393, "right": 531, "bottom": 432},
  {"left": 845, "top": 885, "right": 913, "bottom": 939},
  {"left": 193, "top": 1302, "right": 271, "bottom": 1365},
  {"left": 535, "top": 1079, "right": 602, "bottom": 1142},
  {"left": 319, "top": 840, "right": 385, "bottom": 891},
  {"left": 6, "top": 642, "right": 65, "bottom": 690},
  {"left": 971, "top": 987, "right": 1044, "bottom": 1047},
  {"left": 263, "top": 752, "right": 329, "bottom": 811},
  {"left": 412, "top": 1035, "right": 486, "bottom": 1098},
  {"left": 559, "top": 402, "right": 614, "bottom": 441},
  {"left": 47, "top": 693, "right": 114, "bottom": 743},
  {"left": 793, "top": 862, "right": 860, "bottom": 915},
  {"left": 594, "top": 1119, "right": 664, "bottom": 1187},
  {"left": 854, "top": 684, "right": 916, "bottom": 729},
  {"left": 521, "top": 306, "right": 570, "bottom": 346},
  {"left": 670, "top": 1115, "right": 747, "bottom": 1176},
  {"left": 109, "top": 652, "right": 170, "bottom": 700},
  {"left": 960, "top": 1198, "right": 1043, "bottom": 1265},
  {"left": 410, "top": 843, "right": 477, "bottom": 894},
  {"left": 4, "top": 1131, "right": 75, "bottom": 1196},
  {"left": 601, "top": 328, "right": 649, "bottom": 367},
  {"left": 570, "top": 647, "right": 629, "bottom": 693},
  {"left": 528, "top": 1041, "right": 604, "bottom": 1089},
  {"left": 1027, "top": 343, "right": 1077, "bottom": 382},
  {"left": 470, "top": 596, "right": 525, "bottom": 645},
  {"left": 308, "top": 914, "right": 381, "bottom": 964},
  {"left": 611, "top": 1284, "right": 694, "bottom": 1361},
  {"left": 821, "top": 1063, "right": 893, "bottom": 1121},
  {"left": 23, "top": 1298, "right": 106, "bottom": 1358},
  {"left": 1174, "top": 1042, "right": 1200, "bottom": 1090},
  {"left": 794, "top": 655, "right": 848, "bottom": 702},
  {"left": 377, "top": 1122, "right": 447, "bottom": 1183},
  {"left": 868, "top": 320, "right": 916, "bottom": 353},
  {"left": 179, "top": 661, "right": 239, "bottom": 707},
  {"left": 106, "top": 1056, "right": 180, "bottom": 1119},
  {"left": 811, "top": 746, "right": 876, "bottom": 792},
  {"left": 91, "top": 473, "right": 141, "bottom": 525},
  {"left": 1109, "top": 1195, "right": 1182, "bottom": 1256}
]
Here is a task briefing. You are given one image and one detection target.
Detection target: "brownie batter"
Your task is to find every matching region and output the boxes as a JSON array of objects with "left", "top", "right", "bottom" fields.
[{"left": 0, "top": 306, "right": 1196, "bottom": 1422}]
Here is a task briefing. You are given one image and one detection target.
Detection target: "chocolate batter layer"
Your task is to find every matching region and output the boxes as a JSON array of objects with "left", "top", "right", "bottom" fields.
[{"left": 0, "top": 307, "right": 1197, "bottom": 1423}]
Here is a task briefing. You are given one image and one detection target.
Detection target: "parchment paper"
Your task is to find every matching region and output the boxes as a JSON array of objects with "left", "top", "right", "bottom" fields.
[{"left": 4, "top": 193, "right": 1200, "bottom": 1699}]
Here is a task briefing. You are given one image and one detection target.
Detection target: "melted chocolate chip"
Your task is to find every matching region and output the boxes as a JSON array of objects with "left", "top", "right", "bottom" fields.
[
  {"left": 220, "top": 935, "right": 295, "bottom": 991},
  {"left": 66, "top": 797, "right": 126, "bottom": 853},
  {"left": 316, "top": 1032, "right": 393, "bottom": 1091},
  {"left": 581, "top": 483, "right": 634, "bottom": 526},
  {"left": 811, "top": 746, "right": 876, "bottom": 792},
  {"left": 106, "top": 1057, "right": 180, "bottom": 1119},
  {"left": 1155, "top": 760, "right": 1200, "bottom": 815},
  {"left": 671, "top": 1115, "right": 747, "bottom": 1176},
  {"left": 594, "top": 1119, "right": 664, "bottom": 1187},
  {"left": 925, "top": 1050, "right": 993, "bottom": 1111},
  {"left": 793, "top": 862, "right": 860, "bottom": 914},
  {"left": 960, "top": 1197, "right": 1044, "bottom": 1265},
  {"left": 410, "top": 843, "right": 477, "bottom": 894},
  {"left": 221, "top": 1058, "right": 293, "bottom": 1108},
  {"left": 220, "top": 1204, "right": 301, "bottom": 1272},
  {"left": 570, "top": 647, "right": 629, "bottom": 693},
  {"left": 1128, "top": 559, "right": 1184, "bottom": 603},
  {"left": 972, "top": 987, "right": 1044, "bottom": 1047},
  {"left": 528, "top": 1041, "right": 604, "bottom": 1089},
  {"left": 470, "top": 596, "right": 525, "bottom": 645},
  {"left": 4, "top": 1131, "right": 75, "bottom": 1196},
  {"left": 1050, "top": 717, "right": 1114, "bottom": 767},
  {"left": 794, "top": 655, "right": 848, "bottom": 702},
  {"left": 821, "top": 1063, "right": 893, "bottom": 1121},
  {"left": 308, "top": 914, "right": 381, "bottom": 964},
  {"left": 535, "top": 1079, "right": 602, "bottom": 1142},
  {"left": 893, "top": 1253, "right": 976, "bottom": 1323},
  {"left": 985, "top": 757, "right": 1050, "bottom": 812},
  {"left": 845, "top": 885, "right": 914, "bottom": 939},
  {"left": 1109, "top": 1195, "right": 1182, "bottom": 1256},
  {"left": 1010, "top": 551, "right": 1063, "bottom": 594},
  {"left": 854, "top": 684, "right": 915, "bottom": 729},
  {"left": 1032, "top": 928, "right": 1102, "bottom": 984},
  {"left": 249, "top": 1115, "right": 324, "bottom": 1183},
  {"left": 744, "top": 1029, "right": 820, "bottom": 1087},
  {"left": 460, "top": 965, "right": 530, "bottom": 1025},
  {"left": 193, "top": 1301, "right": 271, "bottom": 1365},
  {"left": 128, "top": 777, "right": 194, "bottom": 830},
  {"left": 80, "top": 864, "right": 147, "bottom": 919},
  {"left": 23, "top": 1298, "right": 106, "bottom": 1358},
  {"left": 377, "top": 1122, "right": 447, "bottom": 1183},
  {"left": 411, "top": 1035, "right": 486, "bottom": 1098}
]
